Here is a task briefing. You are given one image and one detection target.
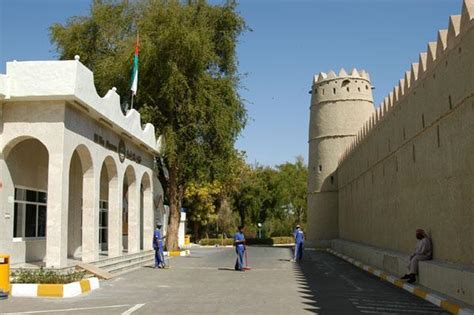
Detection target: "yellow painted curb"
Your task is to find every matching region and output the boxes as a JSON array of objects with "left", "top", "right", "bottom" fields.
[
  {"left": 326, "top": 249, "right": 474, "bottom": 315},
  {"left": 441, "top": 301, "right": 461, "bottom": 314},
  {"left": 414, "top": 287, "right": 427, "bottom": 299},
  {"left": 80, "top": 279, "right": 91, "bottom": 293},
  {"left": 166, "top": 250, "right": 191, "bottom": 257},
  {"left": 37, "top": 284, "right": 63, "bottom": 297},
  {"left": 10, "top": 277, "right": 100, "bottom": 298}
]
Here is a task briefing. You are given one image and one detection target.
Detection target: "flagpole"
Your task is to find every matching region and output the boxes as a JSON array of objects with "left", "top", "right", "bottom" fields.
[{"left": 130, "top": 29, "right": 139, "bottom": 111}]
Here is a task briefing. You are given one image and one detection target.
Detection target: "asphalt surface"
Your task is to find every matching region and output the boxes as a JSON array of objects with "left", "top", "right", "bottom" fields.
[{"left": 0, "top": 247, "right": 448, "bottom": 314}]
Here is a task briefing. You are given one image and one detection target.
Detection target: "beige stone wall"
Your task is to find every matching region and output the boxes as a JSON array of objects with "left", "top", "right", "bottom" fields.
[{"left": 337, "top": 11, "right": 474, "bottom": 266}]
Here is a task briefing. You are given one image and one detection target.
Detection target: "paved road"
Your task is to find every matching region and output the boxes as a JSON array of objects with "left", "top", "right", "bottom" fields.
[{"left": 0, "top": 247, "right": 448, "bottom": 314}]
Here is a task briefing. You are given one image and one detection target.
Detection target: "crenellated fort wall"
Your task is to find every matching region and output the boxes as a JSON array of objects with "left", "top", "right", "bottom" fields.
[{"left": 336, "top": 1, "right": 474, "bottom": 266}]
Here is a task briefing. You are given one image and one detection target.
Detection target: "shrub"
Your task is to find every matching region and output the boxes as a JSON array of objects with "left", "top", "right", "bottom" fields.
[
  {"left": 271, "top": 236, "right": 294, "bottom": 244},
  {"left": 246, "top": 237, "right": 294, "bottom": 245},
  {"left": 199, "top": 236, "right": 294, "bottom": 246},
  {"left": 12, "top": 268, "right": 86, "bottom": 284},
  {"left": 199, "top": 238, "right": 234, "bottom": 246},
  {"left": 245, "top": 238, "right": 274, "bottom": 245}
]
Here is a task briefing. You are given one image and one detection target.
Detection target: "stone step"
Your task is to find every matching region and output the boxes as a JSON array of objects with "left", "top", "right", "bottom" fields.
[
  {"left": 100, "top": 254, "right": 155, "bottom": 274},
  {"left": 107, "top": 257, "right": 155, "bottom": 275},
  {"left": 92, "top": 251, "right": 154, "bottom": 268}
]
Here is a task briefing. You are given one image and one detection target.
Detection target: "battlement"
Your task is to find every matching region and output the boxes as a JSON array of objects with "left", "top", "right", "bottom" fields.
[
  {"left": 338, "top": 0, "right": 474, "bottom": 164},
  {"left": 311, "top": 68, "right": 374, "bottom": 106},
  {"left": 312, "top": 68, "right": 371, "bottom": 86}
]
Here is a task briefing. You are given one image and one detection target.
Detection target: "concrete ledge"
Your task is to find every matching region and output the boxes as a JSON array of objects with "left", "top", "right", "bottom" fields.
[
  {"left": 327, "top": 249, "right": 474, "bottom": 315},
  {"left": 331, "top": 239, "right": 474, "bottom": 307},
  {"left": 420, "top": 259, "right": 474, "bottom": 305},
  {"left": 10, "top": 277, "right": 99, "bottom": 298},
  {"left": 164, "top": 250, "right": 190, "bottom": 257}
]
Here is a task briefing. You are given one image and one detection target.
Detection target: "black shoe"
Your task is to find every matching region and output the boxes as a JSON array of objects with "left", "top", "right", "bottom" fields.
[
  {"left": 407, "top": 274, "right": 416, "bottom": 283},
  {"left": 400, "top": 274, "right": 410, "bottom": 280}
]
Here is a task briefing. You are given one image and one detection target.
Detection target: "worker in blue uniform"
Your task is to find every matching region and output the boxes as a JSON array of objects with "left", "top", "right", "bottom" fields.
[
  {"left": 153, "top": 224, "right": 165, "bottom": 268},
  {"left": 234, "top": 225, "right": 246, "bottom": 271},
  {"left": 292, "top": 225, "right": 304, "bottom": 262}
]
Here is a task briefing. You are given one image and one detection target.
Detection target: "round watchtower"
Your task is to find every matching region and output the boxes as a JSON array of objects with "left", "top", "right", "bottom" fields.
[{"left": 307, "top": 68, "right": 375, "bottom": 246}]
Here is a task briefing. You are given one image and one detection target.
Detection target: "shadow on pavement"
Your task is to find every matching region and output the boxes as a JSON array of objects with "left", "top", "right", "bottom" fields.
[{"left": 292, "top": 248, "right": 449, "bottom": 314}]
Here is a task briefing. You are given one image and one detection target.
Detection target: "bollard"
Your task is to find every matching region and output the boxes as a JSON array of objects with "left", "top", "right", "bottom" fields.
[{"left": 0, "top": 254, "right": 10, "bottom": 296}]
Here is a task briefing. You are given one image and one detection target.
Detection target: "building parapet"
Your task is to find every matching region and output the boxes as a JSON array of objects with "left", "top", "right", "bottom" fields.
[
  {"left": 0, "top": 57, "right": 162, "bottom": 154},
  {"left": 338, "top": 0, "right": 474, "bottom": 165}
]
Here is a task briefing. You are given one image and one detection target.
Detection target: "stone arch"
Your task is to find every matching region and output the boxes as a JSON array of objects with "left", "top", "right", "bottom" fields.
[
  {"left": 4, "top": 136, "right": 49, "bottom": 262},
  {"left": 68, "top": 144, "right": 96, "bottom": 261},
  {"left": 99, "top": 156, "right": 118, "bottom": 255},
  {"left": 3, "top": 135, "right": 49, "bottom": 159}
]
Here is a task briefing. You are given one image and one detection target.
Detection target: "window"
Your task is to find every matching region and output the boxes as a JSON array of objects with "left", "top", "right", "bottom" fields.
[
  {"left": 319, "top": 165, "right": 322, "bottom": 172},
  {"left": 14, "top": 187, "right": 47, "bottom": 239},
  {"left": 100, "top": 200, "right": 108, "bottom": 251}
]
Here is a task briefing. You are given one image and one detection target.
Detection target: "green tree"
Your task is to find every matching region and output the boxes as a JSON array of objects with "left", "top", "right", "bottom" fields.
[
  {"left": 230, "top": 157, "right": 308, "bottom": 237},
  {"left": 50, "top": 0, "right": 247, "bottom": 250},
  {"left": 183, "top": 180, "right": 221, "bottom": 239},
  {"left": 274, "top": 156, "right": 308, "bottom": 227}
]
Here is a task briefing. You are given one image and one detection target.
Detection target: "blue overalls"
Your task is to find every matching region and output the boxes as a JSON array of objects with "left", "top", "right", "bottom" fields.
[
  {"left": 293, "top": 228, "right": 304, "bottom": 261},
  {"left": 153, "top": 229, "right": 164, "bottom": 268},
  {"left": 234, "top": 231, "right": 246, "bottom": 270}
]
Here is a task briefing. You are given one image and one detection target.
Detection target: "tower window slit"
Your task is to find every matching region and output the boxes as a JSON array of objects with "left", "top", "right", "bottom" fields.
[{"left": 437, "top": 125, "right": 441, "bottom": 147}]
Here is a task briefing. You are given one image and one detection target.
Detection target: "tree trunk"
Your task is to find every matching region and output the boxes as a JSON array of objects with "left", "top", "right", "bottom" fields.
[
  {"left": 193, "top": 220, "right": 200, "bottom": 241},
  {"left": 165, "top": 164, "right": 181, "bottom": 251}
]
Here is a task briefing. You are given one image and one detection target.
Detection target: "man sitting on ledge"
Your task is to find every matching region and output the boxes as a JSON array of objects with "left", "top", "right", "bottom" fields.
[{"left": 401, "top": 228, "right": 433, "bottom": 283}]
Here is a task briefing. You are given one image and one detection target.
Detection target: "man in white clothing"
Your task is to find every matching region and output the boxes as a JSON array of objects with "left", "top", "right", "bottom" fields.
[{"left": 401, "top": 228, "right": 432, "bottom": 283}]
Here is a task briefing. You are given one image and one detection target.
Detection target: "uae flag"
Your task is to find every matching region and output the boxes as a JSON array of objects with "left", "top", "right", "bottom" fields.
[{"left": 130, "top": 34, "right": 139, "bottom": 95}]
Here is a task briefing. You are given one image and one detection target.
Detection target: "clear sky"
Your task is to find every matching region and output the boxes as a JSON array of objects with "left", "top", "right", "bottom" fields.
[{"left": 0, "top": 0, "right": 461, "bottom": 166}]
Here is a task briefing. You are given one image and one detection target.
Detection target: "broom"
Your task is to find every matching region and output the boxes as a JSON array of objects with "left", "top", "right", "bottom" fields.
[{"left": 243, "top": 243, "right": 251, "bottom": 270}]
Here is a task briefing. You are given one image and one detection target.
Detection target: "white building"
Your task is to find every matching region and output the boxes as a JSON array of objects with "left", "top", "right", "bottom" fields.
[{"left": 0, "top": 58, "right": 163, "bottom": 268}]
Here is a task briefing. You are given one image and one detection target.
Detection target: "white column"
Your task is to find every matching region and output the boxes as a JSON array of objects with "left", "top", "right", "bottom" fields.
[
  {"left": 128, "top": 181, "right": 140, "bottom": 253},
  {"left": 108, "top": 171, "right": 122, "bottom": 257},
  {"left": 142, "top": 182, "right": 154, "bottom": 251},
  {"left": 46, "top": 153, "right": 69, "bottom": 268},
  {"left": 81, "top": 168, "right": 99, "bottom": 262}
]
